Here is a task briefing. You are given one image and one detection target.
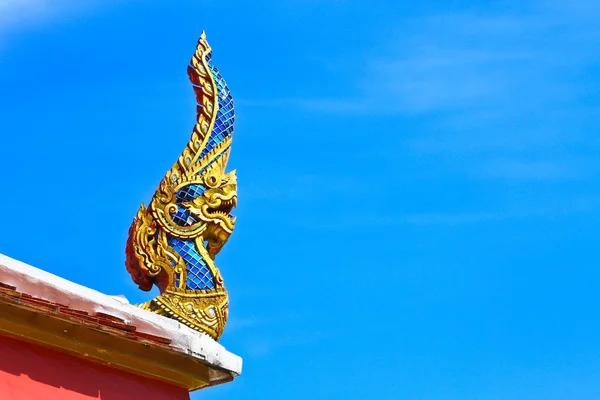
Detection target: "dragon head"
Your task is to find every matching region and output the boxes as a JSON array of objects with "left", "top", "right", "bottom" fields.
[{"left": 183, "top": 165, "right": 237, "bottom": 258}]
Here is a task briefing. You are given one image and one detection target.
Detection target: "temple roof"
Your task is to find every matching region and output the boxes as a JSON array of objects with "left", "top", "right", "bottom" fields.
[{"left": 0, "top": 253, "right": 242, "bottom": 392}]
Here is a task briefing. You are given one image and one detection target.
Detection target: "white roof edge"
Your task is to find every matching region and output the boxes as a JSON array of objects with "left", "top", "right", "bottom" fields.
[{"left": 0, "top": 253, "right": 242, "bottom": 376}]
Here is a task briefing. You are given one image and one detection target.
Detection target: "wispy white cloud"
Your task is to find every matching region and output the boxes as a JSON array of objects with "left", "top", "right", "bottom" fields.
[
  {"left": 0, "top": 0, "right": 120, "bottom": 50},
  {"left": 241, "top": 174, "right": 363, "bottom": 202},
  {"left": 292, "top": 2, "right": 600, "bottom": 182},
  {"left": 0, "top": 0, "right": 71, "bottom": 30},
  {"left": 408, "top": 196, "right": 600, "bottom": 224},
  {"left": 245, "top": 1, "right": 600, "bottom": 122},
  {"left": 294, "top": 195, "right": 600, "bottom": 229},
  {"left": 277, "top": 9, "right": 596, "bottom": 116},
  {"left": 0, "top": 0, "right": 43, "bottom": 33}
]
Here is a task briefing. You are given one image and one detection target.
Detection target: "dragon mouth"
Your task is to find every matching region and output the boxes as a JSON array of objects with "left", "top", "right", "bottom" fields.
[
  {"left": 205, "top": 196, "right": 236, "bottom": 218},
  {"left": 200, "top": 193, "right": 237, "bottom": 232},
  {"left": 180, "top": 187, "right": 238, "bottom": 233}
]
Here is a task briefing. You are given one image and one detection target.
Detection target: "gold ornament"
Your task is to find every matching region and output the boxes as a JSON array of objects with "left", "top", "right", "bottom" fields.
[{"left": 126, "top": 32, "right": 237, "bottom": 340}]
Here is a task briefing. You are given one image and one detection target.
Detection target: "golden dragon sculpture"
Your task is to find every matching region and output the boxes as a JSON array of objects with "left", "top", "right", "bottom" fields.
[{"left": 125, "top": 32, "right": 237, "bottom": 340}]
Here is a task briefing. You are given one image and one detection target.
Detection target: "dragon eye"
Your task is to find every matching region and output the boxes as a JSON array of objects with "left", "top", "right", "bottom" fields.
[{"left": 205, "top": 175, "right": 219, "bottom": 187}]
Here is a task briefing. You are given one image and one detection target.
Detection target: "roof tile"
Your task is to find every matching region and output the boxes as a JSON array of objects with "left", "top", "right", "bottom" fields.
[{"left": 0, "top": 279, "right": 171, "bottom": 348}]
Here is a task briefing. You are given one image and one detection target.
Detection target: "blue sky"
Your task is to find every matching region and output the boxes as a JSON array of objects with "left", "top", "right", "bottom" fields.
[{"left": 2, "top": 0, "right": 600, "bottom": 399}]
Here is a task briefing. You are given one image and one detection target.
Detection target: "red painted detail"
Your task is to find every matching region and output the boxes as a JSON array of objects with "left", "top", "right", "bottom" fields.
[{"left": 0, "top": 335, "right": 190, "bottom": 400}]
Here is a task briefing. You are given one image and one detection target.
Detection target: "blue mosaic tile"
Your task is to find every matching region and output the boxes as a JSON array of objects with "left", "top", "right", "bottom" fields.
[
  {"left": 171, "top": 205, "right": 197, "bottom": 227},
  {"left": 168, "top": 236, "right": 215, "bottom": 290},
  {"left": 177, "top": 184, "right": 207, "bottom": 202},
  {"left": 197, "top": 59, "right": 235, "bottom": 159},
  {"left": 160, "top": 51, "right": 234, "bottom": 292}
]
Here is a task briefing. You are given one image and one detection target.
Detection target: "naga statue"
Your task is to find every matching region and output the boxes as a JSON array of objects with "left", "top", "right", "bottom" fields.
[{"left": 125, "top": 32, "right": 237, "bottom": 341}]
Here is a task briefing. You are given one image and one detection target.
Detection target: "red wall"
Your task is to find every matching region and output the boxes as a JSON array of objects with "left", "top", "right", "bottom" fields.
[{"left": 0, "top": 334, "right": 190, "bottom": 400}]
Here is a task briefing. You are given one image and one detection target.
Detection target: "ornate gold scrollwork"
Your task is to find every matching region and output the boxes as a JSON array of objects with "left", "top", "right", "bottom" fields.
[{"left": 125, "top": 32, "right": 237, "bottom": 341}]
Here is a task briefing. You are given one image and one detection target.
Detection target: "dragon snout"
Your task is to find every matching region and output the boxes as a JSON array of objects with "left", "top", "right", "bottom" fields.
[{"left": 182, "top": 186, "right": 237, "bottom": 233}]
